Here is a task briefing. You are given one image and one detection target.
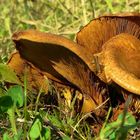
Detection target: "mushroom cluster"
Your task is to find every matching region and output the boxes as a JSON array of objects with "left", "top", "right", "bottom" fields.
[{"left": 8, "top": 13, "right": 140, "bottom": 119}]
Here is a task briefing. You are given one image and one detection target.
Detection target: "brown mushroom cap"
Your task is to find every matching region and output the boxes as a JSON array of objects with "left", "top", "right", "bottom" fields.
[
  {"left": 102, "top": 33, "right": 140, "bottom": 95},
  {"left": 12, "top": 30, "right": 107, "bottom": 108},
  {"left": 76, "top": 13, "right": 140, "bottom": 79},
  {"left": 12, "top": 30, "right": 89, "bottom": 84}
]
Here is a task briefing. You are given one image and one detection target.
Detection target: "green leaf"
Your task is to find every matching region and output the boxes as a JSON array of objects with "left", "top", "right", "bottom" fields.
[
  {"left": 3, "top": 132, "right": 13, "bottom": 140},
  {"left": 100, "top": 121, "right": 119, "bottom": 139},
  {"left": 0, "top": 95, "right": 13, "bottom": 112},
  {"left": 29, "top": 117, "right": 42, "bottom": 139},
  {"left": 47, "top": 112, "right": 62, "bottom": 129},
  {"left": 62, "top": 135, "right": 71, "bottom": 140},
  {"left": 42, "top": 127, "right": 51, "bottom": 140},
  {"left": 13, "top": 129, "right": 23, "bottom": 140},
  {"left": 0, "top": 64, "right": 20, "bottom": 84},
  {"left": 7, "top": 85, "right": 24, "bottom": 108},
  {"left": 115, "top": 113, "right": 138, "bottom": 140},
  {"left": 49, "top": 115, "right": 62, "bottom": 128},
  {"left": 116, "top": 127, "right": 128, "bottom": 140},
  {"left": 117, "top": 112, "right": 136, "bottom": 126},
  {"left": 100, "top": 112, "right": 137, "bottom": 140}
]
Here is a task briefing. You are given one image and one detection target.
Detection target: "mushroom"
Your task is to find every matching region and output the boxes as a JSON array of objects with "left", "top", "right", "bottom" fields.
[
  {"left": 76, "top": 13, "right": 140, "bottom": 90},
  {"left": 76, "top": 13, "right": 140, "bottom": 82},
  {"left": 76, "top": 13, "right": 140, "bottom": 113},
  {"left": 11, "top": 29, "right": 108, "bottom": 114}
]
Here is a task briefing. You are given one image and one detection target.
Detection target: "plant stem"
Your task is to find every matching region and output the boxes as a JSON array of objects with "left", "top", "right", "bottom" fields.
[
  {"left": 23, "top": 69, "right": 27, "bottom": 140},
  {"left": 7, "top": 108, "right": 17, "bottom": 135}
]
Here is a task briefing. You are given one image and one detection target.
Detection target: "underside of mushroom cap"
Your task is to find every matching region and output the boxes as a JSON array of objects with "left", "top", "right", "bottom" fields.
[
  {"left": 12, "top": 30, "right": 88, "bottom": 85},
  {"left": 12, "top": 30, "right": 91, "bottom": 70},
  {"left": 12, "top": 30, "right": 89, "bottom": 61},
  {"left": 102, "top": 33, "right": 140, "bottom": 95},
  {"left": 12, "top": 30, "right": 107, "bottom": 105},
  {"left": 76, "top": 13, "right": 140, "bottom": 76}
]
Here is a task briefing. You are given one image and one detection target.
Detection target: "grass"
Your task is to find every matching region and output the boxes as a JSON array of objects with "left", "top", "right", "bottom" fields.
[
  {"left": 0, "top": 0, "right": 140, "bottom": 140},
  {"left": 0, "top": 0, "right": 139, "bottom": 62}
]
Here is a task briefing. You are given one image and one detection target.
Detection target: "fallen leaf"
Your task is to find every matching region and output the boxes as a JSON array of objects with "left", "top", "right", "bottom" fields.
[{"left": 0, "top": 63, "right": 20, "bottom": 84}]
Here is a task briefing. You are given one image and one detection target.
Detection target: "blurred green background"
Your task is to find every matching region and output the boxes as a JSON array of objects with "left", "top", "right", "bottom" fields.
[{"left": 0, "top": 0, "right": 139, "bottom": 62}]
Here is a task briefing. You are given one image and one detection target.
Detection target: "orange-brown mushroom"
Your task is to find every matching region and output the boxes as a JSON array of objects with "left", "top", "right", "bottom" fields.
[
  {"left": 76, "top": 13, "right": 140, "bottom": 82},
  {"left": 76, "top": 13, "right": 140, "bottom": 113},
  {"left": 11, "top": 29, "right": 108, "bottom": 113},
  {"left": 76, "top": 13, "right": 140, "bottom": 91}
]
